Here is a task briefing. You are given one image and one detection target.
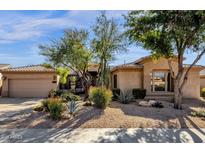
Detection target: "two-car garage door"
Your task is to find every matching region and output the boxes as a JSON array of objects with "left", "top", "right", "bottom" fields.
[{"left": 8, "top": 79, "right": 52, "bottom": 98}]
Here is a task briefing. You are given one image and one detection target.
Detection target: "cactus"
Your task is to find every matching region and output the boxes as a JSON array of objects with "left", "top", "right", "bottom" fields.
[{"left": 66, "top": 100, "right": 79, "bottom": 115}]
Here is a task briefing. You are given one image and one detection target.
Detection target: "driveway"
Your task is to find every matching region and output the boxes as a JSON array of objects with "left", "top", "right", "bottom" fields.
[{"left": 0, "top": 98, "right": 43, "bottom": 122}]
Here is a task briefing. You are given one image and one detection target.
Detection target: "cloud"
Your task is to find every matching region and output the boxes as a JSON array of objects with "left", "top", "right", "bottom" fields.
[
  {"left": 0, "top": 11, "right": 128, "bottom": 44},
  {"left": 0, "top": 11, "right": 132, "bottom": 67},
  {"left": 0, "top": 11, "right": 77, "bottom": 44}
]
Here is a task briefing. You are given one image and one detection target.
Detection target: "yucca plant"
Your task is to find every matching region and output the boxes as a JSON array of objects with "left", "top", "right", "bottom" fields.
[
  {"left": 66, "top": 100, "right": 79, "bottom": 115},
  {"left": 117, "top": 90, "right": 133, "bottom": 104}
]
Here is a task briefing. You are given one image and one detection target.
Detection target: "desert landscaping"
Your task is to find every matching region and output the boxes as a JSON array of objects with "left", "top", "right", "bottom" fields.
[{"left": 1, "top": 98, "right": 205, "bottom": 129}]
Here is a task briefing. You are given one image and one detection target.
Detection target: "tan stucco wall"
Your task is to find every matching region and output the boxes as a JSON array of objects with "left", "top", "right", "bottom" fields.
[
  {"left": 112, "top": 57, "right": 202, "bottom": 99},
  {"left": 1, "top": 72, "right": 59, "bottom": 97},
  {"left": 143, "top": 58, "right": 178, "bottom": 95},
  {"left": 200, "top": 76, "right": 205, "bottom": 91},
  {"left": 182, "top": 70, "right": 201, "bottom": 99},
  {"left": 111, "top": 69, "right": 142, "bottom": 91}
]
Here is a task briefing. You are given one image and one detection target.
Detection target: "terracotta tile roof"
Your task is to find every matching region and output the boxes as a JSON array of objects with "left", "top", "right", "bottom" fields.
[
  {"left": 111, "top": 63, "right": 143, "bottom": 72},
  {"left": 0, "top": 64, "right": 10, "bottom": 70},
  {"left": 111, "top": 56, "right": 205, "bottom": 72},
  {"left": 133, "top": 55, "right": 151, "bottom": 64},
  {"left": 183, "top": 64, "right": 205, "bottom": 70},
  {"left": 200, "top": 69, "right": 205, "bottom": 76},
  {"left": 183, "top": 64, "right": 205, "bottom": 69},
  {"left": 1, "top": 65, "right": 56, "bottom": 73},
  {"left": 133, "top": 55, "right": 180, "bottom": 64}
]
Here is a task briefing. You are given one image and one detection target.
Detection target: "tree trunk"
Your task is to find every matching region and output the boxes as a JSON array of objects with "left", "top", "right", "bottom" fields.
[
  {"left": 82, "top": 77, "right": 91, "bottom": 101},
  {"left": 84, "top": 84, "right": 89, "bottom": 101},
  {"left": 174, "top": 78, "right": 182, "bottom": 109},
  {"left": 173, "top": 54, "right": 184, "bottom": 109}
]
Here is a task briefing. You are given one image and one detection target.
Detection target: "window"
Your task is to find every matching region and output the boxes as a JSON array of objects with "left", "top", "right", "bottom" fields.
[
  {"left": 151, "top": 71, "right": 174, "bottom": 92},
  {"left": 154, "top": 72, "right": 166, "bottom": 91},
  {"left": 52, "top": 75, "right": 57, "bottom": 83},
  {"left": 113, "top": 74, "right": 117, "bottom": 89}
]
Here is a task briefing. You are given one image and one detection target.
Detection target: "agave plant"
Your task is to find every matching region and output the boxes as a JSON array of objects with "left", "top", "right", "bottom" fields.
[
  {"left": 66, "top": 100, "right": 79, "bottom": 115},
  {"left": 117, "top": 90, "right": 133, "bottom": 104}
]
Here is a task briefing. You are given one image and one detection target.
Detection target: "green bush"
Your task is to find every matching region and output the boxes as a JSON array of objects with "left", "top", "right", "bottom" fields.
[
  {"left": 201, "top": 88, "right": 205, "bottom": 97},
  {"left": 48, "top": 99, "right": 64, "bottom": 120},
  {"left": 33, "top": 104, "right": 44, "bottom": 112},
  {"left": 89, "top": 87, "right": 113, "bottom": 109},
  {"left": 41, "top": 99, "right": 50, "bottom": 111},
  {"left": 132, "top": 89, "right": 146, "bottom": 99},
  {"left": 112, "top": 88, "right": 120, "bottom": 101},
  {"left": 61, "top": 92, "right": 81, "bottom": 102},
  {"left": 42, "top": 98, "right": 63, "bottom": 112},
  {"left": 117, "top": 90, "right": 133, "bottom": 104},
  {"left": 48, "top": 89, "right": 63, "bottom": 98}
]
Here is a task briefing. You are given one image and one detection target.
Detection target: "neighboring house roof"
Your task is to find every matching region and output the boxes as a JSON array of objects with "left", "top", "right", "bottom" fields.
[
  {"left": 69, "top": 63, "right": 99, "bottom": 75},
  {"left": 88, "top": 63, "right": 99, "bottom": 72},
  {"left": 0, "top": 64, "right": 10, "bottom": 70},
  {"left": 0, "top": 65, "right": 56, "bottom": 73}
]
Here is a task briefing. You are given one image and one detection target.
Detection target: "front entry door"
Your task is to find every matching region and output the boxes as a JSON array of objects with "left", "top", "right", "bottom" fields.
[{"left": 151, "top": 71, "right": 174, "bottom": 92}]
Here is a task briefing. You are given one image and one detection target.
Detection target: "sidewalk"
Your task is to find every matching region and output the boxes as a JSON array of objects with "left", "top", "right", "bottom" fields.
[{"left": 0, "top": 128, "right": 205, "bottom": 143}]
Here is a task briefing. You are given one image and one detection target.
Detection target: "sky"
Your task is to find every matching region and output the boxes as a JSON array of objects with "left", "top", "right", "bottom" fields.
[{"left": 0, "top": 10, "right": 204, "bottom": 67}]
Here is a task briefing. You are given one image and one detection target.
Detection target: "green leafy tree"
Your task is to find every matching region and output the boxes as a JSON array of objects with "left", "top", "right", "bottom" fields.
[
  {"left": 40, "top": 29, "right": 93, "bottom": 100},
  {"left": 125, "top": 11, "right": 205, "bottom": 109},
  {"left": 92, "top": 12, "right": 127, "bottom": 88},
  {"left": 56, "top": 67, "right": 70, "bottom": 85}
]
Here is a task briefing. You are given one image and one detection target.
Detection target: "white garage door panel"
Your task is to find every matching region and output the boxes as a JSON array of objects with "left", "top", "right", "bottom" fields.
[{"left": 9, "top": 79, "right": 52, "bottom": 97}]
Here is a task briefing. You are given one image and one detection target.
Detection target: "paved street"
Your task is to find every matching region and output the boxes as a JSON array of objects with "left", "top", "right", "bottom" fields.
[{"left": 0, "top": 128, "right": 205, "bottom": 143}]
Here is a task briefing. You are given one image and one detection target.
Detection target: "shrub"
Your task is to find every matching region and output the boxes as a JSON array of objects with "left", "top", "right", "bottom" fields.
[
  {"left": 201, "top": 88, "right": 205, "bottom": 97},
  {"left": 112, "top": 88, "right": 120, "bottom": 101},
  {"left": 191, "top": 110, "right": 205, "bottom": 118},
  {"left": 66, "top": 100, "right": 79, "bottom": 115},
  {"left": 132, "top": 89, "right": 146, "bottom": 99},
  {"left": 33, "top": 104, "right": 44, "bottom": 112},
  {"left": 42, "top": 98, "right": 63, "bottom": 112},
  {"left": 41, "top": 99, "right": 50, "bottom": 111},
  {"left": 89, "top": 87, "right": 112, "bottom": 109},
  {"left": 48, "top": 99, "right": 64, "bottom": 120},
  {"left": 61, "top": 92, "right": 81, "bottom": 102},
  {"left": 48, "top": 89, "right": 63, "bottom": 98},
  {"left": 117, "top": 90, "right": 133, "bottom": 104}
]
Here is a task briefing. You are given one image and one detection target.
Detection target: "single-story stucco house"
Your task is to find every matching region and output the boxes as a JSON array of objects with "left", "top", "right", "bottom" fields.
[
  {"left": 200, "top": 70, "right": 205, "bottom": 91},
  {"left": 0, "top": 57, "right": 204, "bottom": 99},
  {"left": 111, "top": 56, "right": 205, "bottom": 100},
  {"left": 0, "top": 65, "right": 59, "bottom": 98}
]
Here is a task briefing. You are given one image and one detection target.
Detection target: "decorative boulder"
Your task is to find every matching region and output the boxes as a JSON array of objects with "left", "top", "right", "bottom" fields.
[
  {"left": 138, "top": 101, "right": 152, "bottom": 107},
  {"left": 148, "top": 100, "right": 157, "bottom": 105}
]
